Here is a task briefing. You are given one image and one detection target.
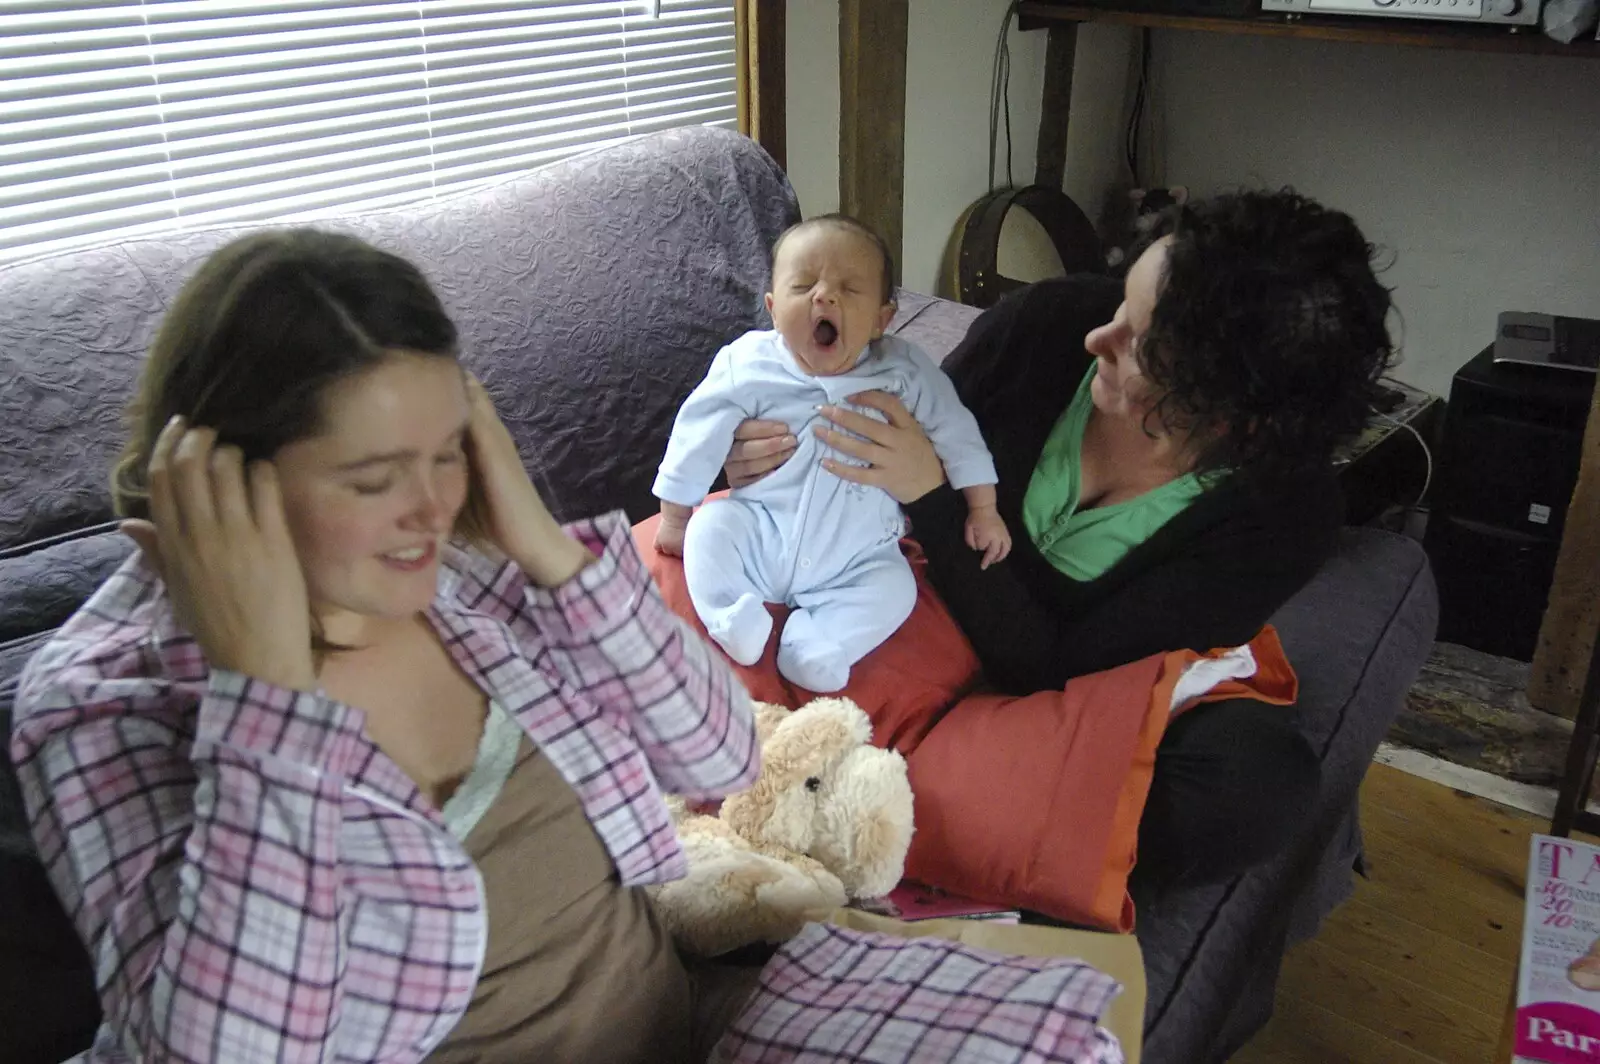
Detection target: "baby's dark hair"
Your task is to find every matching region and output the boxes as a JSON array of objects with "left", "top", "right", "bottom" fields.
[{"left": 770, "top": 214, "right": 897, "bottom": 305}]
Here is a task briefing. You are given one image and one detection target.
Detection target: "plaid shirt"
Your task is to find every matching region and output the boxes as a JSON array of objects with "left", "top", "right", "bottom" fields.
[{"left": 12, "top": 512, "right": 759, "bottom": 1064}]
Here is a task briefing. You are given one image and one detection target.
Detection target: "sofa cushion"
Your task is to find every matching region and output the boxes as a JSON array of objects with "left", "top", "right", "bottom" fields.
[
  {"left": 0, "top": 526, "right": 134, "bottom": 644},
  {"left": 0, "top": 126, "right": 800, "bottom": 549},
  {"left": 0, "top": 626, "right": 102, "bottom": 1064}
]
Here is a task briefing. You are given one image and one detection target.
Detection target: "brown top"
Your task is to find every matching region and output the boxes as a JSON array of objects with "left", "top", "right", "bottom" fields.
[
  {"left": 428, "top": 734, "right": 696, "bottom": 1064},
  {"left": 424, "top": 705, "right": 1147, "bottom": 1061}
]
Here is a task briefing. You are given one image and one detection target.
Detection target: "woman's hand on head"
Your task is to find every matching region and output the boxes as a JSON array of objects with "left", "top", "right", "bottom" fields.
[
  {"left": 120, "top": 417, "right": 317, "bottom": 692},
  {"left": 814, "top": 391, "right": 946, "bottom": 504},
  {"left": 725, "top": 419, "right": 797, "bottom": 488},
  {"left": 464, "top": 375, "right": 593, "bottom": 587}
]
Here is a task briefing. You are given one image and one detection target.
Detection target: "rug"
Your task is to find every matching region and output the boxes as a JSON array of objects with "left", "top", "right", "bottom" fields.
[{"left": 1390, "top": 641, "right": 1577, "bottom": 788}]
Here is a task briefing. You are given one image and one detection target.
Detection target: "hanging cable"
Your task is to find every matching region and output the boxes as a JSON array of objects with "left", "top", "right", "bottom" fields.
[
  {"left": 1124, "top": 28, "right": 1151, "bottom": 186},
  {"left": 987, "top": 0, "right": 1021, "bottom": 192}
]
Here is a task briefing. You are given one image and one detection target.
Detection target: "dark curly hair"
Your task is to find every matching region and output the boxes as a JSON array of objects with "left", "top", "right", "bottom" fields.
[{"left": 1132, "top": 189, "right": 1395, "bottom": 488}]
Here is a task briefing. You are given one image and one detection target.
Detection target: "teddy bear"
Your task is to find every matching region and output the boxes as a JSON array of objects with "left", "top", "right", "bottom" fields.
[{"left": 650, "top": 697, "right": 915, "bottom": 958}]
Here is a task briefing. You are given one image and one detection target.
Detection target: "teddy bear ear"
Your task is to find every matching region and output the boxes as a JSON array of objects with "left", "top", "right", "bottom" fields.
[
  {"left": 1171, "top": 185, "right": 1189, "bottom": 204},
  {"left": 813, "top": 747, "right": 915, "bottom": 899},
  {"left": 761, "top": 699, "right": 871, "bottom": 783}
]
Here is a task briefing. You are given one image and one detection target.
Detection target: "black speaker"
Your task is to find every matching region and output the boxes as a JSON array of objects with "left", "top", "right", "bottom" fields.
[{"left": 1423, "top": 344, "right": 1594, "bottom": 661}]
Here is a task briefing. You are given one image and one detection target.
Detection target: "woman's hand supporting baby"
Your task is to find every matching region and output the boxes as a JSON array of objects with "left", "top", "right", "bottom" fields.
[
  {"left": 724, "top": 390, "right": 1011, "bottom": 569},
  {"left": 811, "top": 391, "right": 946, "bottom": 504}
]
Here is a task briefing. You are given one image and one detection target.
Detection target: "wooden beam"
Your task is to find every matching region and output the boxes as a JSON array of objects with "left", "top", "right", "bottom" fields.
[
  {"left": 1034, "top": 24, "right": 1078, "bottom": 193},
  {"left": 735, "top": 0, "right": 751, "bottom": 134},
  {"left": 737, "top": 0, "right": 787, "bottom": 171},
  {"left": 753, "top": 0, "right": 786, "bottom": 171},
  {"left": 839, "top": 0, "right": 909, "bottom": 268},
  {"left": 1530, "top": 379, "right": 1600, "bottom": 720}
]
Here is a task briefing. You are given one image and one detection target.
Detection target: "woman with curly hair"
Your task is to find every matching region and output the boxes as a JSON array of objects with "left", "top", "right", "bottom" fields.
[{"left": 724, "top": 189, "right": 1396, "bottom": 887}]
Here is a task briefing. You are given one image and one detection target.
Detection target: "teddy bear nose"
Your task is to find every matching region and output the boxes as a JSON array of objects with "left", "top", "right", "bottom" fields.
[{"left": 805, "top": 777, "right": 821, "bottom": 792}]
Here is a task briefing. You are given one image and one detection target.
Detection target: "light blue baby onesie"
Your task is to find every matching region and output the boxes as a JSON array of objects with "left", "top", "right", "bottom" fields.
[{"left": 653, "top": 329, "right": 998, "bottom": 692}]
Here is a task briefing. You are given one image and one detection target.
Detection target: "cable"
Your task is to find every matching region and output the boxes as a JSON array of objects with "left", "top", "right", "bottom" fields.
[
  {"left": 987, "top": 0, "right": 1020, "bottom": 192},
  {"left": 1372, "top": 409, "right": 1434, "bottom": 512},
  {"left": 1124, "top": 29, "right": 1151, "bottom": 186}
]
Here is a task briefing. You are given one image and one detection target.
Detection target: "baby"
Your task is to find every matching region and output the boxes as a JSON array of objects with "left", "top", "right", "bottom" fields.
[{"left": 653, "top": 214, "right": 1009, "bottom": 692}]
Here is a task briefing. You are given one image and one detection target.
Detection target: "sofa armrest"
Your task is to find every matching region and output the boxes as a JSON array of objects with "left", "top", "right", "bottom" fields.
[{"left": 888, "top": 290, "right": 981, "bottom": 367}]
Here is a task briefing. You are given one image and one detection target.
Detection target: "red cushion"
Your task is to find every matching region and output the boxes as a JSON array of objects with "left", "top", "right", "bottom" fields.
[
  {"left": 903, "top": 658, "right": 1170, "bottom": 932},
  {"left": 632, "top": 510, "right": 982, "bottom": 752}
]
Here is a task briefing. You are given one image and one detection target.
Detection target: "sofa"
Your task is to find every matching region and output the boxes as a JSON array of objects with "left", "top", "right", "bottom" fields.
[{"left": 0, "top": 126, "right": 1438, "bottom": 1064}]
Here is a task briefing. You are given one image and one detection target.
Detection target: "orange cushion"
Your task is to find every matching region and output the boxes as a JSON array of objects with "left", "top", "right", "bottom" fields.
[
  {"left": 904, "top": 627, "right": 1298, "bottom": 931},
  {"left": 632, "top": 508, "right": 982, "bottom": 752}
]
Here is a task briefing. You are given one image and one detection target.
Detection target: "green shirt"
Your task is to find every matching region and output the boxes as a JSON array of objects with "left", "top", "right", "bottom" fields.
[{"left": 1022, "top": 367, "right": 1208, "bottom": 582}]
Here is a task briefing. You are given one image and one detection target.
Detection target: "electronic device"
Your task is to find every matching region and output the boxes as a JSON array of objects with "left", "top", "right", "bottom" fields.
[
  {"left": 1423, "top": 344, "right": 1595, "bottom": 661},
  {"left": 1046, "top": 0, "right": 1257, "bottom": 15},
  {"left": 1261, "top": 0, "right": 1540, "bottom": 26},
  {"left": 1492, "top": 312, "right": 1600, "bottom": 373}
]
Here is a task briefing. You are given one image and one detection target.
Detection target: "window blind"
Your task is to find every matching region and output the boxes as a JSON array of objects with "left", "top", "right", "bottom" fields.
[{"left": 0, "top": 0, "right": 737, "bottom": 261}]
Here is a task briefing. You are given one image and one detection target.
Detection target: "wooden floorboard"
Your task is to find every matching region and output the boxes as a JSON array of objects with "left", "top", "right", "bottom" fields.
[{"left": 1231, "top": 762, "right": 1546, "bottom": 1064}]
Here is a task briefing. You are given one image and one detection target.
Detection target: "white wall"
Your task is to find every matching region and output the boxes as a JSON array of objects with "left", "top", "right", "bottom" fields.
[
  {"left": 788, "top": 13, "right": 1600, "bottom": 396},
  {"left": 787, "top": 0, "right": 1077, "bottom": 294},
  {"left": 1153, "top": 32, "right": 1600, "bottom": 396}
]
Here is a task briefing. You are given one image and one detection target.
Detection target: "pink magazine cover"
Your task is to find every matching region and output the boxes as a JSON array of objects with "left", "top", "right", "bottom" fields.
[
  {"left": 852, "top": 881, "right": 1021, "bottom": 923},
  {"left": 1516, "top": 835, "right": 1600, "bottom": 1064}
]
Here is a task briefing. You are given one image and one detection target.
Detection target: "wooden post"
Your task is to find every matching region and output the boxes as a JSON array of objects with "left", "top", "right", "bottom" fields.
[
  {"left": 737, "top": 0, "right": 787, "bottom": 171},
  {"left": 1034, "top": 24, "right": 1078, "bottom": 193},
  {"left": 839, "top": 0, "right": 909, "bottom": 267},
  {"left": 754, "top": 0, "right": 786, "bottom": 171},
  {"left": 1530, "top": 377, "right": 1600, "bottom": 720},
  {"left": 735, "top": 0, "right": 751, "bottom": 133}
]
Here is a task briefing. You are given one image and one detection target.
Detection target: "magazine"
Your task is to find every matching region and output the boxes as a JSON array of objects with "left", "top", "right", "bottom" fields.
[
  {"left": 1516, "top": 834, "right": 1600, "bottom": 1063},
  {"left": 851, "top": 881, "right": 1022, "bottom": 924}
]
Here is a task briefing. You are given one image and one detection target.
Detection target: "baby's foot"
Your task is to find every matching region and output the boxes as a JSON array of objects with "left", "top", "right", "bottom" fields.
[
  {"left": 776, "top": 636, "right": 850, "bottom": 693},
  {"left": 703, "top": 593, "right": 773, "bottom": 666}
]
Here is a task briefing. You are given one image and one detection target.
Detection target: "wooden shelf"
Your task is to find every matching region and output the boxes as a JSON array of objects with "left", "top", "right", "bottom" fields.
[{"left": 1017, "top": 0, "right": 1600, "bottom": 56}]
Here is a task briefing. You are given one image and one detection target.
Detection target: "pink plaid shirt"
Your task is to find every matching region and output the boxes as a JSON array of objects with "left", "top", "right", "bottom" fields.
[
  {"left": 12, "top": 512, "right": 759, "bottom": 1063},
  {"left": 14, "top": 510, "right": 1125, "bottom": 1064}
]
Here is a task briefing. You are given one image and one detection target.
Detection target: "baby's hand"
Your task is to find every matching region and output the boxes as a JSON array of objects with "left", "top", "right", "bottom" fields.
[
  {"left": 964, "top": 505, "right": 1012, "bottom": 570},
  {"left": 655, "top": 519, "right": 687, "bottom": 557}
]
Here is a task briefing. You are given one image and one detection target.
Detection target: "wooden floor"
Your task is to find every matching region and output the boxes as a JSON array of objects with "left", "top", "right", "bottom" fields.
[{"left": 1232, "top": 761, "right": 1545, "bottom": 1064}]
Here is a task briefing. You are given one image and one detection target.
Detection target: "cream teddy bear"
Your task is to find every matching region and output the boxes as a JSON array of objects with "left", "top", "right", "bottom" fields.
[{"left": 651, "top": 698, "right": 915, "bottom": 958}]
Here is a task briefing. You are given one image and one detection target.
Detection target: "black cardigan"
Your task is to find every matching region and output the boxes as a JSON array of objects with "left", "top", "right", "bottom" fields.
[{"left": 904, "top": 275, "right": 1343, "bottom": 694}]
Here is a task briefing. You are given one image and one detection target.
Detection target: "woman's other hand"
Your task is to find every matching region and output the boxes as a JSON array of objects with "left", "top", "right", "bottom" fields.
[
  {"left": 814, "top": 391, "right": 946, "bottom": 504},
  {"left": 465, "top": 376, "right": 593, "bottom": 587},
  {"left": 120, "top": 417, "right": 316, "bottom": 691},
  {"left": 725, "top": 420, "right": 796, "bottom": 488}
]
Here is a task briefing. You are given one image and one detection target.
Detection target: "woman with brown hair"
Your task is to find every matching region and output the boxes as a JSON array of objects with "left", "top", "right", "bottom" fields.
[{"left": 15, "top": 229, "right": 764, "bottom": 1062}]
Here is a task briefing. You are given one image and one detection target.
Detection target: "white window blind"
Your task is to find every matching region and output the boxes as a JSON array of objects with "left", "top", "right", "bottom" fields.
[{"left": 0, "top": 0, "right": 737, "bottom": 261}]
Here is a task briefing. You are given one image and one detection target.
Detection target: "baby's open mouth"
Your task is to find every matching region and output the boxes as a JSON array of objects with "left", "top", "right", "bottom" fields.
[{"left": 813, "top": 319, "right": 839, "bottom": 347}]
